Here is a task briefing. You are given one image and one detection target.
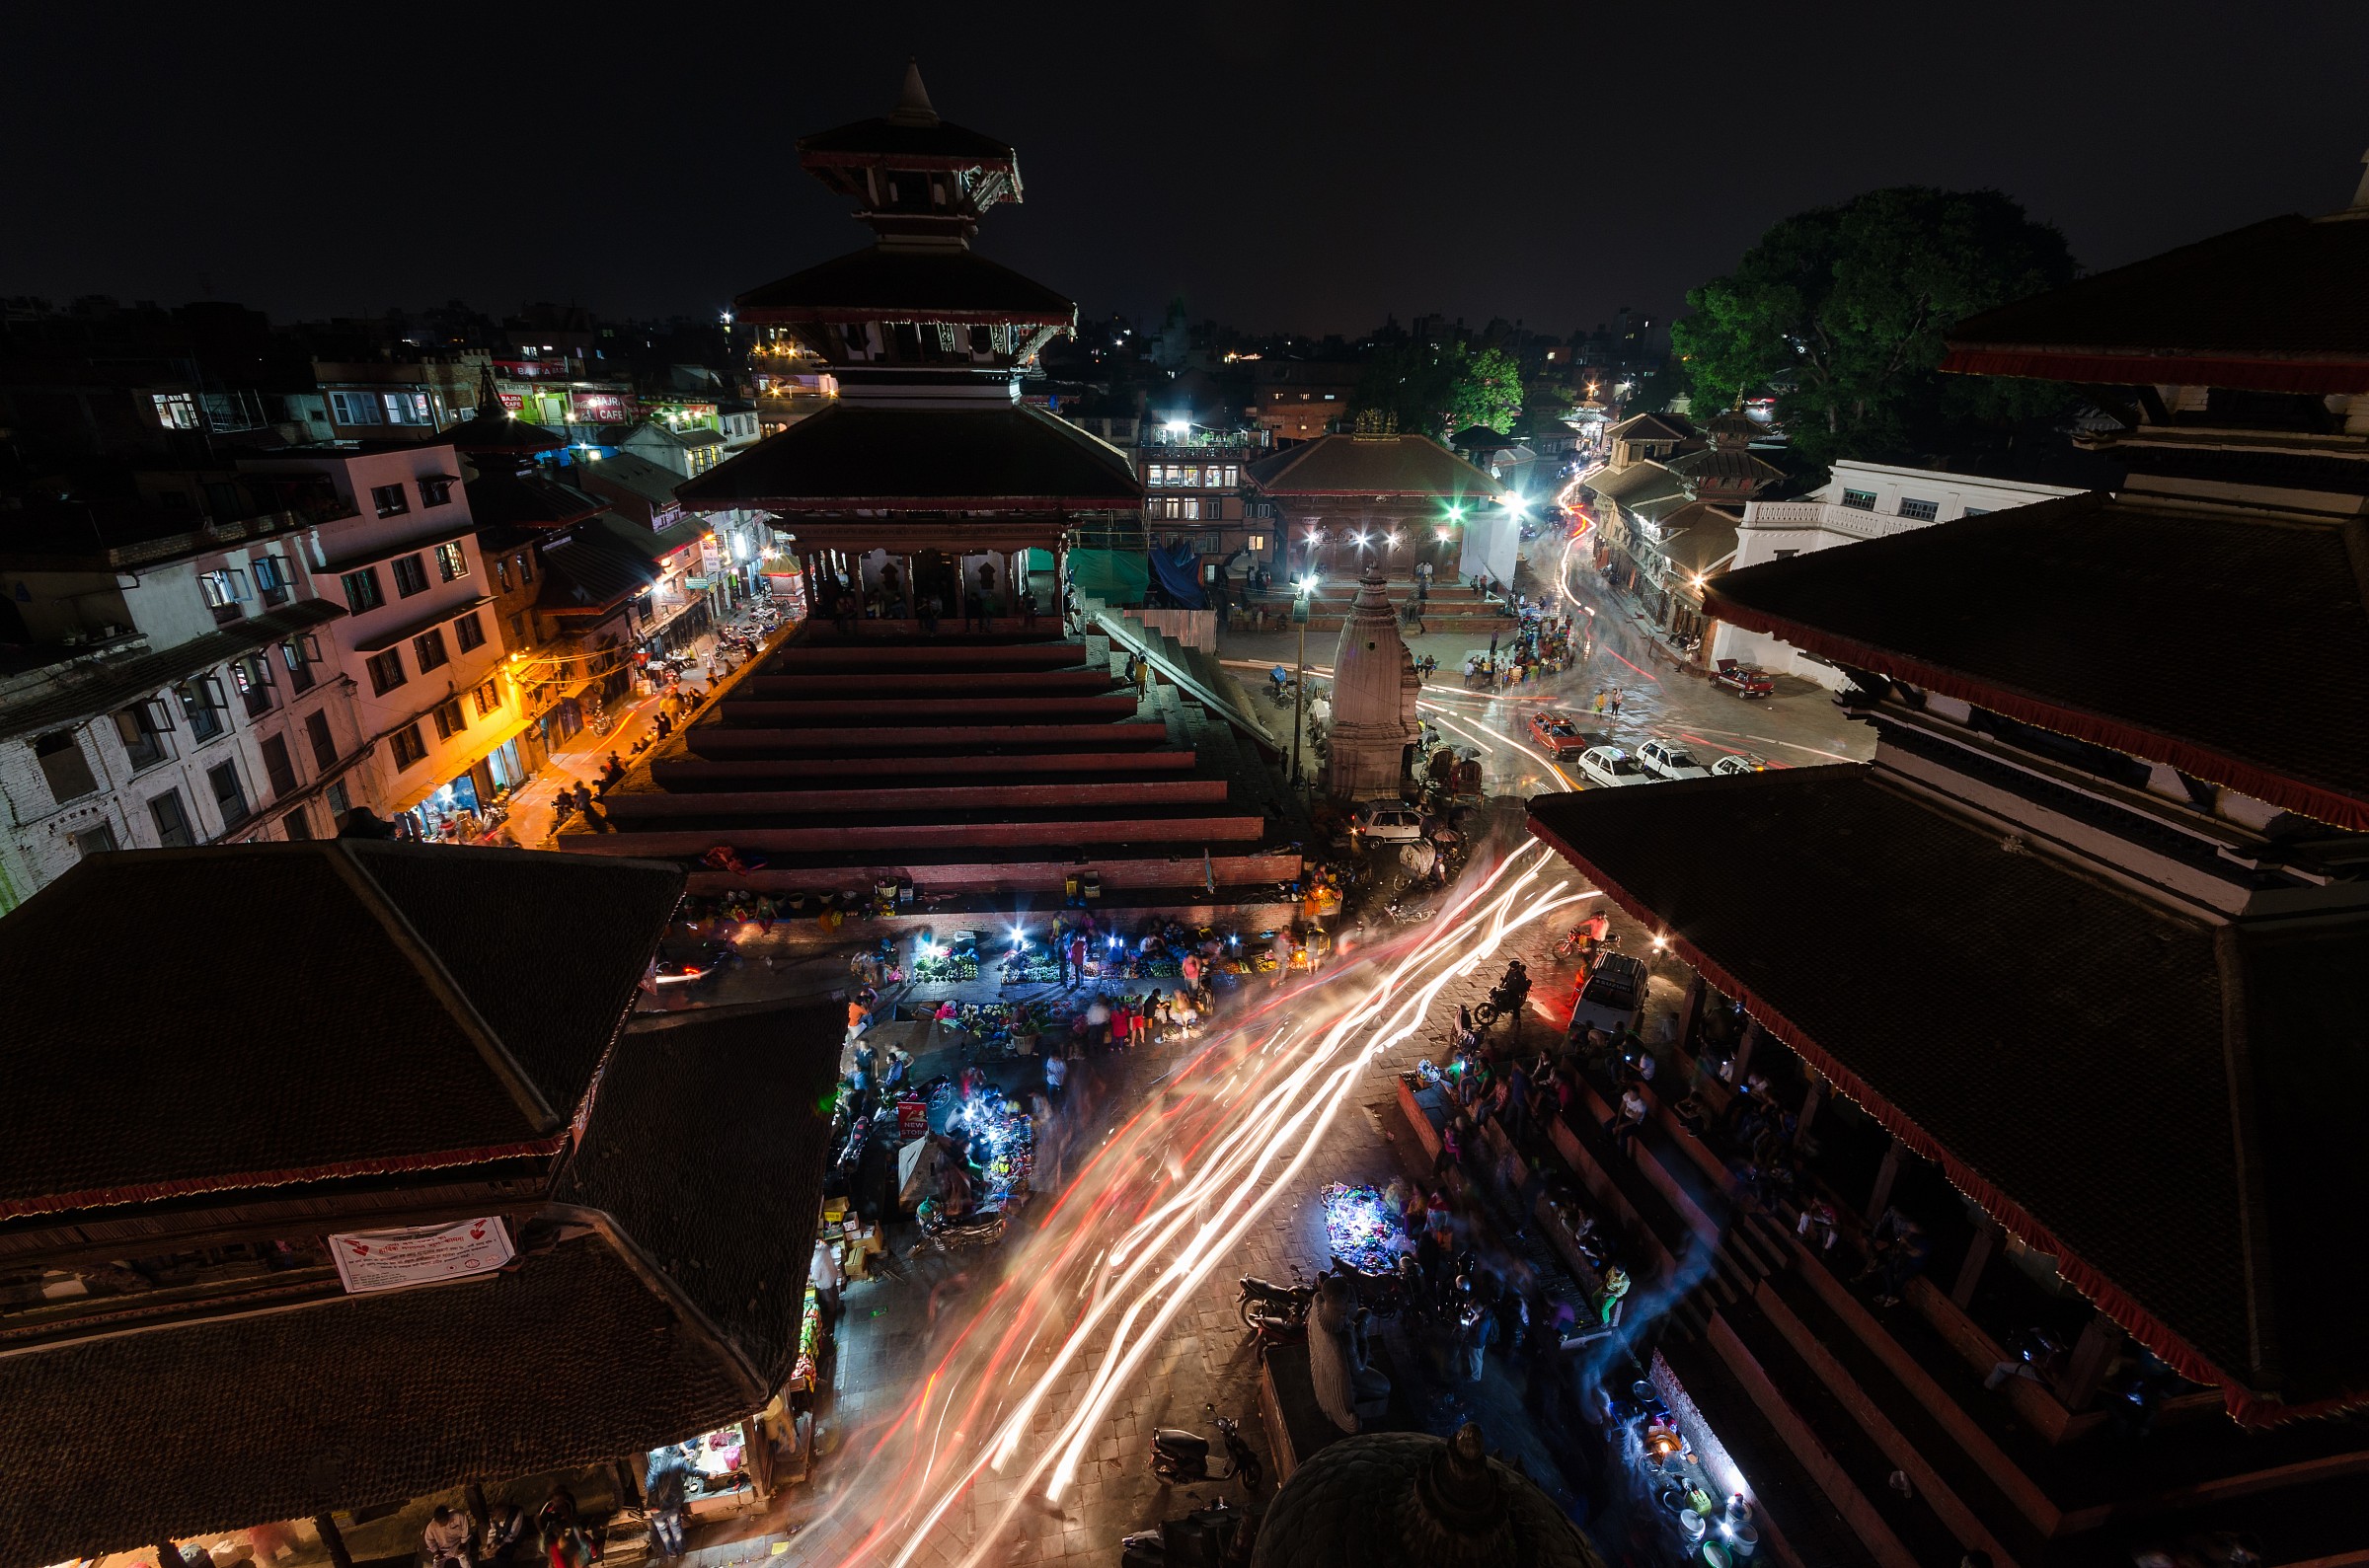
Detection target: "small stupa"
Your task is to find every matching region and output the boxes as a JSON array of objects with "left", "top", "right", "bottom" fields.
[{"left": 1322, "top": 570, "right": 1420, "bottom": 800}]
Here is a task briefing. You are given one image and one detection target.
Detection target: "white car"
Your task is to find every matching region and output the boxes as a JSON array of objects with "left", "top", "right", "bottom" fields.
[
  {"left": 1712, "top": 753, "right": 1768, "bottom": 777},
  {"left": 1574, "top": 746, "right": 1650, "bottom": 788},
  {"left": 1352, "top": 801, "right": 1426, "bottom": 844},
  {"left": 1637, "top": 739, "right": 1712, "bottom": 782}
]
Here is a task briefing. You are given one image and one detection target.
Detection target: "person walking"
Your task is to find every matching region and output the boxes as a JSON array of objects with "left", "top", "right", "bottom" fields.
[
  {"left": 1609, "top": 687, "right": 1625, "bottom": 716},
  {"left": 644, "top": 1449, "right": 690, "bottom": 1558}
]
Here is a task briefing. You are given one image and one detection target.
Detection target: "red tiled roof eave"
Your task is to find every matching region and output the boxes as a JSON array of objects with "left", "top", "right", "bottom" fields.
[
  {"left": 1523, "top": 802, "right": 2362, "bottom": 1427},
  {"left": 0, "top": 1136, "right": 571, "bottom": 1223},
  {"left": 1940, "top": 348, "right": 2369, "bottom": 396},
  {"left": 1702, "top": 587, "right": 2369, "bottom": 833}
]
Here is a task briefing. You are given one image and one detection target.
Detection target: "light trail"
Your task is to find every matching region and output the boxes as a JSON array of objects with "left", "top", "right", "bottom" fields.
[{"left": 797, "top": 843, "right": 1585, "bottom": 1567}]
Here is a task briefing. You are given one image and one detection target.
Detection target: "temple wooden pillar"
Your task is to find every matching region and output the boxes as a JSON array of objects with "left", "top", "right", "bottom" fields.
[
  {"left": 1675, "top": 973, "right": 1707, "bottom": 1056},
  {"left": 313, "top": 1519, "right": 356, "bottom": 1568},
  {"left": 1952, "top": 1217, "right": 2005, "bottom": 1307},
  {"left": 2058, "top": 1310, "right": 2122, "bottom": 1409},
  {"left": 1866, "top": 1135, "right": 1906, "bottom": 1223},
  {"left": 1732, "top": 1019, "right": 1762, "bottom": 1081},
  {"left": 1796, "top": 1075, "right": 1823, "bottom": 1146},
  {"left": 464, "top": 1482, "right": 491, "bottom": 1535}
]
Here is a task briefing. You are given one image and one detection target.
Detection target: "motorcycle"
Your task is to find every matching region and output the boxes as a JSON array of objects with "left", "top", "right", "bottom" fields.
[
  {"left": 1328, "top": 1253, "right": 1411, "bottom": 1320},
  {"left": 916, "top": 1197, "right": 1006, "bottom": 1253},
  {"left": 1236, "top": 1272, "right": 1315, "bottom": 1332},
  {"left": 1468, "top": 960, "right": 1532, "bottom": 1028},
  {"left": 1149, "top": 1404, "right": 1261, "bottom": 1492}
]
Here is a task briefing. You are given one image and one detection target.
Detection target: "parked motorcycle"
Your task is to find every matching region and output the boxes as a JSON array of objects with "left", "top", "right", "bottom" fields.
[
  {"left": 1327, "top": 1253, "right": 1411, "bottom": 1320},
  {"left": 916, "top": 1198, "right": 1006, "bottom": 1253},
  {"left": 1236, "top": 1272, "right": 1315, "bottom": 1332},
  {"left": 1149, "top": 1405, "right": 1261, "bottom": 1492}
]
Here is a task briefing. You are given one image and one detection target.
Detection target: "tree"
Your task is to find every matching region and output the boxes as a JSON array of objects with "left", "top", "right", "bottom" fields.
[
  {"left": 1353, "top": 341, "right": 1522, "bottom": 438},
  {"left": 1452, "top": 346, "right": 1524, "bottom": 435},
  {"left": 1671, "top": 187, "right": 2077, "bottom": 464}
]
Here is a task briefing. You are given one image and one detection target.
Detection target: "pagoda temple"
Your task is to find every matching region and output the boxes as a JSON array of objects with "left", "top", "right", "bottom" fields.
[
  {"left": 1523, "top": 175, "right": 2369, "bottom": 1568},
  {"left": 569, "top": 70, "right": 1303, "bottom": 920}
]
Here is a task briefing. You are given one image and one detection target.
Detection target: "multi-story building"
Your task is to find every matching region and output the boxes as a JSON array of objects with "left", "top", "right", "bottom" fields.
[
  {"left": 0, "top": 490, "right": 362, "bottom": 910},
  {"left": 1136, "top": 421, "right": 1274, "bottom": 599},
  {"left": 1251, "top": 358, "right": 1361, "bottom": 443},
  {"left": 1714, "top": 459, "right": 2091, "bottom": 687},
  {"left": 241, "top": 443, "right": 526, "bottom": 838}
]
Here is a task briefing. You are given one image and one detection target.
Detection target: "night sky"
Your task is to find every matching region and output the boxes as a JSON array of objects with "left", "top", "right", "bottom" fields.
[{"left": 7, "top": 2, "right": 2366, "bottom": 338}]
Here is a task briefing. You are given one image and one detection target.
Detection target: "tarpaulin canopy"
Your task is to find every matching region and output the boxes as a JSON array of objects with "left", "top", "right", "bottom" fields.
[{"left": 1147, "top": 539, "right": 1207, "bottom": 608}]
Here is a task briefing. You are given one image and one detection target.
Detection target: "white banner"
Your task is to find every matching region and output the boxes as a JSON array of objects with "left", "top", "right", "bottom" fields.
[{"left": 329, "top": 1217, "right": 514, "bottom": 1295}]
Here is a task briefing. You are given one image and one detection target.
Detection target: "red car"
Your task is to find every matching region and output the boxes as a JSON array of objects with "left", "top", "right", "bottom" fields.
[
  {"left": 1527, "top": 710, "right": 1588, "bottom": 758},
  {"left": 1714, "top": 659, "right": 1775, "bottom": 699}
]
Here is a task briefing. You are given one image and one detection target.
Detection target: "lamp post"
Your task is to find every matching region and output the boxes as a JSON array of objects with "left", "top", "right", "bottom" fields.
[{"left": 1290, "top": 579, "right": 1311, "bottom": 787}]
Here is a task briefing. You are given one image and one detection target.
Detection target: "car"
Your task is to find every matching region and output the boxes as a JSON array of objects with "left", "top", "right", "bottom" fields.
[
  {"left": 1574, "top": 745, "right": 1650, "bottom": 788},
  {"left": 1636, "top": 739, "right": 1712, "bottom": 782},
  {"left": 1713, "top": 658, "right": 1775, "bottom": 699},
  {"left": 1350, "top": 800, "right": 1425, "bottom": 845},
  {"left": 1569, "top": 951, "right": 1649, "bottom": 1038},
  {"left": 1527, "top": 710, "right": 1588, "bottom": 758},
  {"left": 1712, "top": 753, "right": 1767, "bottom": 776}
]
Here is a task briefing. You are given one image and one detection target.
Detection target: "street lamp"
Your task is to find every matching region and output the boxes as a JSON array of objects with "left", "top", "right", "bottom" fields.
[{"left": 1290, "top": 579, "right": 1312, "bottom": 787}]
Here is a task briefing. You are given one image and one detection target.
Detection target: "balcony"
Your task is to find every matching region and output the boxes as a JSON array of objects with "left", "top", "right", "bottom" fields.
[{"left": 1743, "top": 499, "right": 1933, "bottom": 543}]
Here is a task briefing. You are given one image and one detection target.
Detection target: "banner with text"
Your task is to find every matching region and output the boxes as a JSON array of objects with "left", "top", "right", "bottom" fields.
[{"left": 329, "top": 1217, "right": 514, "bottom": 1295}]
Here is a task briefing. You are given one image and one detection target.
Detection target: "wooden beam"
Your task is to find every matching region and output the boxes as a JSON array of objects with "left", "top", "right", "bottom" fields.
[
  {"left": 464, "top": 1482, "right": 491, "bottom": 1536},
  {"left": 1866, "top": 1135, "right": 1906, "bottom": 1224},
  {"left": 1795, "top": 1075, "right": 1823, "bottom": 1147},
  {"left": 2057, "top": 1309, "right": 2122, "bottom": 1410},
  {"left": 313, "top": 1518, "right": 356, "bottom": 1568}
]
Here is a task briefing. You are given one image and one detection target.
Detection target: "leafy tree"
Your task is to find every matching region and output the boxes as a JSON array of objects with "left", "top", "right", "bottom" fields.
[
  {"left": 1672, "top": 187, "right": 2076, "bottom": 464},
  {"left": 1452, "top": 346, "right": 1524, "bottom": 435},
  {"left": 1353, "top": 341, "right": 1521, "bottom": 437}
]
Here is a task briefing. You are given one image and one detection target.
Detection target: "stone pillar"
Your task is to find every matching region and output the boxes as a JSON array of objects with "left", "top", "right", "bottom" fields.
[
  {"left": 1319, "top": 571, "right": 1419, "bottom": 800},
  {"left": 1866, "top": 1135, "right": 1906, "bottom": 1223},
  {"left": 1952, "top": 1217, "right": 2005, "bottom": 1307}
]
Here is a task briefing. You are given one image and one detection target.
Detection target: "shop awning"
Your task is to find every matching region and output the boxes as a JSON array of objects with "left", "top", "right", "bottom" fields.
[{"left": 384, "top": 709, "right": 546, "bottom": 814}]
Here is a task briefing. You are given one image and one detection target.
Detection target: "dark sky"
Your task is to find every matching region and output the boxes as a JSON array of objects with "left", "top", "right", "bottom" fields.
[{"left": 7, "top": 2, "right": 2366, "bottom": 338}]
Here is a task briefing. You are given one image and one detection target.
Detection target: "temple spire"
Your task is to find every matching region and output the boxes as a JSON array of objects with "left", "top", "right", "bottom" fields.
[{"left": 889, "top": 59, "right": 938, "bottom": 126}]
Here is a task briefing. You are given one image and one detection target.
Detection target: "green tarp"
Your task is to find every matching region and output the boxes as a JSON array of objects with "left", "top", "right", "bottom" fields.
[{"left": 1066, "top": 548, "right": 1147, "bottom": 603}]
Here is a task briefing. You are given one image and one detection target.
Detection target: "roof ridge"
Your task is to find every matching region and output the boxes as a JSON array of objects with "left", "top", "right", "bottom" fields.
[{"left": 325, "top": 844, "right": 563, "bottom": 1136}]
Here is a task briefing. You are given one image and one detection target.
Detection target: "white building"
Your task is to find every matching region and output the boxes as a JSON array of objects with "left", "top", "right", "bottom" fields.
[
  {"left": 1714, "top": 460, "right": 2084, "bottom": 689},
  {"left": 0, "top": 507, "right": 362, "bottom": 912}
]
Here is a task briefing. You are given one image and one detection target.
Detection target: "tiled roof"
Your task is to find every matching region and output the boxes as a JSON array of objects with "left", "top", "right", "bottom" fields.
[
  {"left": 0, "top": 1235, "right": 756, "bottom": 1567},
  {"left": 539, "top": 526, "right": 664, "bottom": 612},
  {"left": 560, "top": 1003, "right": 844, "bottom": 1382},
  {"left": 341, "top": 842, "right": 684, "bottom": 1117},
  {"left": 460, "top": 465, "right": 606, "bottom": 530},
  {"left": 1706, "top": 490, "right": 2369, "bottom": 829},
  {"left": 1244, "top": 433, "right": 1505, "bottom": 499},
  {"left": 0, "top": 598, "right": 346, "bottom": 744},
  {"left": 1654, "top": 502, "right": 1741, "bottom": 574},
  {"left": 1942, "top": 213, "right": 2369, "bottom": 393},
  {"left": 673, "top": 402, "right": 1140, "bottom": 511},
  {"left": 438, "top": 408, "right": 567, "bottom": 455},
  {"left": 0, "top": 844, "right": 680, "bottom": 1218},
  {"left": 797, "top": 114, "right": 1016, "bottom": 164},
  {"left": 1528, "top": 767, "right": 2369, "bottom": 1418},
  {"left": 1665, "top": 445, "right": 1783, "bottom": 487},
  {"left": 1605, "top": 411, "right": 1696, "bottom": 443},
  {"left": 736, "top": 245, "right": 1074, "bottom": 324},
  {"left": 577, "top": 451, "right": 684, "bottom": 518},
  {"left": 1582, "top": 460, "right": 1684, "bottom": 508}
]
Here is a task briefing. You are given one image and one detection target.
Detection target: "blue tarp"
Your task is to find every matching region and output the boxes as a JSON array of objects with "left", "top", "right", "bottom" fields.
[{"left": 1147, "top": 540, "right": 1207, "bottom": 608}]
